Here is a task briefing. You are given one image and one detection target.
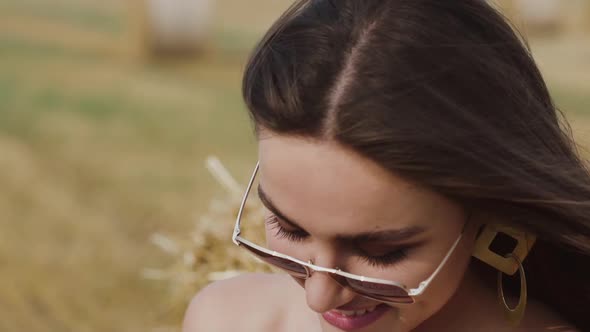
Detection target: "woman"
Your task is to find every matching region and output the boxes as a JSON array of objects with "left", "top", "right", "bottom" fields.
[{"left": 183, "top": 0, "right": 589, "bottom": 331}]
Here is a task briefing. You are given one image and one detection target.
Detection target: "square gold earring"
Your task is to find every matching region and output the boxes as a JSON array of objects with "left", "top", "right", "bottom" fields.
[{"left": 472, "top": 224, "right": 536, "bottom": 275}]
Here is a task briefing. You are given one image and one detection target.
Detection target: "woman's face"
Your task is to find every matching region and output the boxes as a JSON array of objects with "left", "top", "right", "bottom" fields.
[{"left": 257, "top": 133, "right": 479, "bottom": 332}]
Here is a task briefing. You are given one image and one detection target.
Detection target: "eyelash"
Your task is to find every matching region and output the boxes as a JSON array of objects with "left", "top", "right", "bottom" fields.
[
  {"left": 357, "top": 249, "right": 409, "bottom": 268},
  {"left": 266, "top": 214, "right": 309, "bottom": 243},
  {"left": 265, "top": 214, "right": 410, "bottom": 268}
]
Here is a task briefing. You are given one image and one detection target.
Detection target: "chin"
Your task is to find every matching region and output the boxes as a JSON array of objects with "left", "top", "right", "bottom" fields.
[{"left": 319, "top": 306, "right": 404, "bottom": 332}]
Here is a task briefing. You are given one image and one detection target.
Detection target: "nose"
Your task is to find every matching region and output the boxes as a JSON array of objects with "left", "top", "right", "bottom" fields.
[{"left": 304, "top": 269, "right": 357, "bottom": 313}]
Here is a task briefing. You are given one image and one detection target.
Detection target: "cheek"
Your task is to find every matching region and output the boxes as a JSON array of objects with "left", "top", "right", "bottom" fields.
[
  {"left": 397, "top": 241, "right": 474, "bottom": 330},
  {"left": 289, "top": 274, "right": 306, "bottom": 289}
]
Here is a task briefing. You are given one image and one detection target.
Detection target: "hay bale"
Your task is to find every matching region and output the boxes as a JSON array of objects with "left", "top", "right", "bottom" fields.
[
  {"left": 139, "top": 0, "right": 214, "bottom": 56},
  {"left": 144, "top": 156, "right": 272, "bottom": 313}
]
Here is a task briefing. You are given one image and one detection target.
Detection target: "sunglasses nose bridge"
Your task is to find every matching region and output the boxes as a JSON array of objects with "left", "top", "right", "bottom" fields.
[
  {"left": 303, "top": 261, "right": 313, "bottom": 279},
  {"left": 305, "top": 260, "right": 348, "bottom": 288},
  {"left": 306, "top": 259, "right": 337, "bottom": 274},
  {"left": 304, "top": 259, "right": 318, "bottom": 279},
  {"left": 297, "top": 259, "right": 414, "bottom": 304}
]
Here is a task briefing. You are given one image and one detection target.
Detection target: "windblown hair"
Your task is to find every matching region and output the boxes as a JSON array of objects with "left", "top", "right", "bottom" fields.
[{"left": 242, "top": 0, "right": 590, "bottom": 329}]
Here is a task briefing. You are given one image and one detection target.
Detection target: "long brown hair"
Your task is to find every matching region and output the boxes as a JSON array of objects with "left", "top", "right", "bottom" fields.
[{"left": 242, "top": 0, "right": 590, "bottom": 329}]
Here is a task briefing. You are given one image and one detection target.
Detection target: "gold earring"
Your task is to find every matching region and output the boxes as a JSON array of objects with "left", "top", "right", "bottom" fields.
[
  {"left": 498, "top": 253, "right": 527, "bottom": 326},
  {"left": 472, "top": 224, "right": 536, "bottom": 326}
]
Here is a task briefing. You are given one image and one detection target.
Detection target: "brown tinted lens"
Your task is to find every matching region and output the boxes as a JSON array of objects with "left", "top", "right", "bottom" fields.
[
  {"left": 366, "top": 293, "right": 414, "bottom": 304},
  {"left": 241, "top": 242, "right": 307, "bottom": 278},
  {"left": 345, "top": 278, "right": 413, "bottom": 304}
]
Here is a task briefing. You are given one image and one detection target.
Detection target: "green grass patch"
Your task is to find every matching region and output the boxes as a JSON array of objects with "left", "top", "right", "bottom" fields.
[
  {"left": 0, "top": 0, "right": 124, "bottom": 35},
  {"left": 551, "top": 86, "right": 590, "bottom": 116},
  {"left": 0, "top": 37, "right": 109, "bottom": 60}
]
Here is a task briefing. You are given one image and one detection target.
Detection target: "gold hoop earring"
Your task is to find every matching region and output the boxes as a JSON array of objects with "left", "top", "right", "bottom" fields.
[
  {"left": 472, "top": 224, "right": 535, "bottom": 327},
  {"left": 497, "top": 253, "right": 527, "bottom": 327}
]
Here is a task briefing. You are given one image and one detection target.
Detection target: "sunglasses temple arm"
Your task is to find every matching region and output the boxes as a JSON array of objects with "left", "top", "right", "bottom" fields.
[
  {"left": 233, "top": 162, "right": 260, "bottom": 245},
  {"left": 408, "top": 232, "right": 464, "bottom": 296},
  {"left": 409, "top": 213, "right": 471, "bottom": 296}
]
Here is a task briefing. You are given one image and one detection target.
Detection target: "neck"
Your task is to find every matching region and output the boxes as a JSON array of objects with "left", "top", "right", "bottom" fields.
[{"left": 413, "top": 260, "right": 503, "bottom": 331}]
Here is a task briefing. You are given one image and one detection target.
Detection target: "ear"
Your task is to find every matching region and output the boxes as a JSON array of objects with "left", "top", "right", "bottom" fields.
[{"left": 472, "top": 223, "right": 536, "bottom": 276}]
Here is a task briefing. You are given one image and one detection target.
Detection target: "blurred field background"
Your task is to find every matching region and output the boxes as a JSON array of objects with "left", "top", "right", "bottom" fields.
[{"left": 0, "top": 0, "right": 589, "bottom": 331}]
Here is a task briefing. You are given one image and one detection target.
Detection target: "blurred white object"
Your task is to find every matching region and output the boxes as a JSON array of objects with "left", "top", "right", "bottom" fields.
[
  {"left": 208, "top": 270, "right": 245, "bottom": 281},
  {"left": 144, "top": 0, "right": 213, "bottom": 53},
  {"left": 205, "top": 155, "right": 242, "bottom": 197},
  {"left": 150, "top": 233, "right": 180, "bottom": 254},
  {"left": 515, "top": 0, "right": 562, "bottom": 27}
]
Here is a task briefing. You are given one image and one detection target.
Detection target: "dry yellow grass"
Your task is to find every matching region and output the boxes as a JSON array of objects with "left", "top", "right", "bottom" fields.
[{"left": 0, "top": 1, "right": 588, "bottom": 332}]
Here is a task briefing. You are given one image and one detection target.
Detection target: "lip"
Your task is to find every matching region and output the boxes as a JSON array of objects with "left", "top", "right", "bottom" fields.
[
  {"left": 334, "top": 304, "right": 380, "bottom": 311},
  {"left": 322, "top": 304, "right": 390, "bottom": 331}
]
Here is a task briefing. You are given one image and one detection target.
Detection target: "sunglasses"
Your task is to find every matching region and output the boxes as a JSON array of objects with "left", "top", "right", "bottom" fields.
[{"left": 232, "top": 162, "right": 467, "bottom": 304}]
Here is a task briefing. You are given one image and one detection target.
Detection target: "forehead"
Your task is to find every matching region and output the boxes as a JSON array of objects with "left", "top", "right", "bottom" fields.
[{"left": 258, "top": 135, "right": 451, "bottom": 235}]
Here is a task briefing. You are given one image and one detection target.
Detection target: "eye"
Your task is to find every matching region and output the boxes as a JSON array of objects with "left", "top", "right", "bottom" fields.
[
  {"left": 357, "top": 248, "right": 410, "bottom": 268},
  {"left": 265, "top": 214, "right": 308, "bottom": 243}
]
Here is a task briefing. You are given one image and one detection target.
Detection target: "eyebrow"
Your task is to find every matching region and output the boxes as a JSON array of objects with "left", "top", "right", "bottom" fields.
[{"left": 257, "top": 185, "right": 426, "bottom": 243}]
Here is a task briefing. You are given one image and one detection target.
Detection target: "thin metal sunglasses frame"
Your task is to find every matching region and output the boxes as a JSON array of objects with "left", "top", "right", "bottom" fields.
[{"left": 232, "top": 161, "right": 467, "bottom": 302}]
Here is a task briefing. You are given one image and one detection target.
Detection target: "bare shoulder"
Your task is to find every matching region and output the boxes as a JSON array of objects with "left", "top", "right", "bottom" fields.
[{"left": 182, "top": 273, "right": 293, "bottom": 332}]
